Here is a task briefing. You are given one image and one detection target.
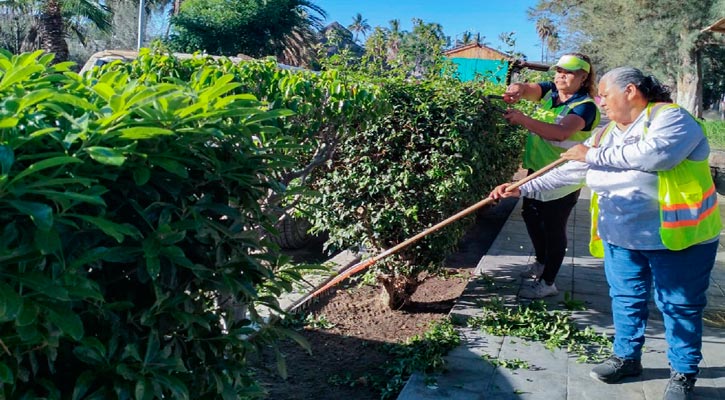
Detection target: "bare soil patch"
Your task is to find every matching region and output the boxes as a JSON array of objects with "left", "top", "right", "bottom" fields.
[{"left": 253, "top": 198, "right": 517, "bottom": 399}]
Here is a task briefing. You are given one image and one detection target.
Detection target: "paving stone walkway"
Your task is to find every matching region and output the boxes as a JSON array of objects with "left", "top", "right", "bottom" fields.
[{"left": 398, "top": 189, "right": 725, "bottom": 400}]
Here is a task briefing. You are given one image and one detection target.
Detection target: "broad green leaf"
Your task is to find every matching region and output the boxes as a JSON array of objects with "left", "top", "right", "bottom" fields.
[
  {"left": 145, "top": 256, "right": 160, "bottom": 280},
  {"left": 74, "top": 215, "right": 142, "bottom": 243},
  {"left": 52, "top": 93, "right": 98, "bottom": 111},
  {"left": 9, "top": 156, "right": 82, "bottom": 185},
  {"left": 28, "top": 127, "right": 60, "bottom": 138},
  {"left": 0, "top": 64, "right": 44, "bottom": 90},
  {"left": 7, "top": 200, "right": 53, "bottom": 231},
  {"left": 64, "top": 278, "right": 103, "bottom": 302},
  {"left": 127, "top": 87, "right": 174, "bottom": 108},
  {"left": 0, "top": 282, "right": 22, "bottom": 321},
  {"left": 16, "top": 324, "right": 41, "bottom": 342},
  {"left": 85, "top": 146, "right": 126, "bottom": 166},
  {"left": 34, "top": 228, "right": 61, "bottom": 255},
  {"left": 26, "top": 190, "right": 106, "bottom": 207},
  {"left": 47, "top": 307, "right": 84, "bottom": 340},
  {"left": 71, "top": 371, "right": 94, "bottom": 400},
  {"left": 201, "top": 80, "right": 241, "bottom": 102},
  {"left": 160, "top": 246, "right": 194, "bottom": 268},
  {"left": 135, "top": 379, "right": 153, "bottom": 400},
  {"left": 118, "top": 127, "right": 174, "bottom": 140},
  {"left": 132, "top": 167, "right": 150, "bottom": 185},
  {"left": 24, "top": 177, "right": 96, "bottom": 189},
  {"left": 50, "top": 61, "right": 75, "bottom": 72},
  {"left": 274, "top": 346, "right": 288, "bottom": 380},
  {"left": 16, "top": 89, "right": 55, "bottom": 112},
  {"left": 174, "top": 102, "right": 205, "bottom": 119},
  {"left": 155, "top": 375, "right": 189, "bottom": 400},
  {"left": 153, "top": 158, "right": 188, "bottom": 178},
  {"left": 0, "top": 117, "right": 18, "bottom": 128},
  {"left": 16, "top": 272, "right": 70, "bottom": 301},
  {"left": 275, "top": 327, "right": 311, "bottom": 354},
  {"left": 109, "top": 94, "right": 124, "bottom": 112},
  {"left": 0, "top": 144, "right": 13, "bottom": 176},
  {"left": 92, "top": 82, "right": 115, "bottom": 101},
  {"left": 0, "top": 361, "right": 13, "bottom": 384},
  {"left": 73, "top": 339, "right": 106, "bottom": 365},
  {"left": 244, "top": 108, "right": 295, "bottom": 124},
  {"left": 143, "top": 333, "right": 161, "bottom": 366},
  {"left": 16, "top": 300, "right": 39, "bottom": 326}
]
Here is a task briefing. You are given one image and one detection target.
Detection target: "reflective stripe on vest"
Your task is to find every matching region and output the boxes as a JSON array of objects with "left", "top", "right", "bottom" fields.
[
  {"left": 522, "top": 91, "right": 600, "bottom": 171},
  {"left": 588, "top": 103, "right": 721, "bottom": 257},
  {"left": 588, "top": 122, "right": 617, "bottom": 257}
]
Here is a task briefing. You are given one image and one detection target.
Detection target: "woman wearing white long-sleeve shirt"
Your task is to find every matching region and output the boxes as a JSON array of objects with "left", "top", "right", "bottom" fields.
[{"left": 490, "top": 67, "right": 720, "bottom": 400}]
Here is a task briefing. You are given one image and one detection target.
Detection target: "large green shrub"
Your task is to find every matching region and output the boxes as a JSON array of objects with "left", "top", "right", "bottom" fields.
[
  {"left": 95, "top": 48, "right": 382, "bottom": 231},
  {"left": 0, "top": 50, "right": 378, "bottom": 399},
  {"left": 307, "top": 75, "right": 525, "bottom": 308}
]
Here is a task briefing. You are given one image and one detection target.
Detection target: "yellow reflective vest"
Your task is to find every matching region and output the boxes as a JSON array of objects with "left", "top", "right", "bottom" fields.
[
  {"left": 589, "top": 103, "right": 721, "bottom": 257},
  {"left": 523, "top": 91, "right": 600, "bottom": 171}
]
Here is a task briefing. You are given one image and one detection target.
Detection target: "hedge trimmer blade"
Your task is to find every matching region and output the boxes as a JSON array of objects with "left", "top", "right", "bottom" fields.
[{"left": 485, "top": 94, "right": 509, "bottom": 114}]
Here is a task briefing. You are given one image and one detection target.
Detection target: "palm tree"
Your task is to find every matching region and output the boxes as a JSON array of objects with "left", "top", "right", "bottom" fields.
[
  {"left": 545, "top": 30, "right": 560, "bottom": 61},
  {"left": 348, "top": 12, "right": 370, "bottom": 43},
  {"left": 386, "top": 18, "right": 402, "bottom": 63},
  {"left": 274, "top": 0, "right": 326, "bottom": 67},
  {"left": 0, "top": 0, "right": 112, "bottom": 62},
  {"left": 460, "top": 31, "right": 472, "bottom": 46},
  {"left": 535, "top": 17, "right": 556, "bottom": 63}
]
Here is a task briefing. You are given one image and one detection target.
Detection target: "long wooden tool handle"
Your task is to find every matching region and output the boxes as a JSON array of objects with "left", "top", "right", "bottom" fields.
[{"left": 288, "top": 157, "right": 568, "bottom": 311}]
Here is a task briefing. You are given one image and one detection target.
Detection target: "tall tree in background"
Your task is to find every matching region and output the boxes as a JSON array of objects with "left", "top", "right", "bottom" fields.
[
  {"left": 535, "top": 17, "right": 557, "bottom": 62},
  {"left": 398, "top": 18, "right": 448, "bottom": 78},
  {"left": 348, "top": 12, "right": 370, "bottom": 43},
  {"left": 459, "top": 31, "right": 473, "bottom": 46},
  {"left": 386, "top": 19, "right": 402, "bottom": 63},
  {"left": 530, "top": 0, "right": 725, "bottom": 116},
  {"left": 0, "top": 0, "right": 111, "bottom": 62},
  {"left": 170, "top": 0, "right": 324, "bottom": 66}
]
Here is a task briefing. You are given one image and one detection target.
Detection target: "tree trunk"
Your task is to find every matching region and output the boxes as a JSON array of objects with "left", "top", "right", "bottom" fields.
[
  {"left": 675, "top": 31, "right": 703, "bottom": 118},
  {"left": 38, "top": 0, "right": 69, "bottom": 63},
  {"left": 378, "top": 273, "right": 421, "bottom": 310}
]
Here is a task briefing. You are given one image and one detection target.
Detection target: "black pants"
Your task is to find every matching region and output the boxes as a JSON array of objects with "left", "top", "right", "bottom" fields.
[{"left": 521, "top": 187, "right": 580, "bottom": 285}]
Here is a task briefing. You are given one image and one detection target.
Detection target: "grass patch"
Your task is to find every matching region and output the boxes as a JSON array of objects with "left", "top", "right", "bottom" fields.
[{"left": 703, "top": 120, "right": 725, "bottom": 150}]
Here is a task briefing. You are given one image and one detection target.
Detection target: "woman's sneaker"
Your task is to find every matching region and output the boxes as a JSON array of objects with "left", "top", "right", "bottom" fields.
[
  {"left": 519, "top": 280, "right": 558, "bottom": 299},
  {"left": 663, "top": 371, "right": 696, "bottom": 400},
  {"left": 519, "top": 261, "right": 545, "bottom": 279},
  {"left": 589, "top": 355, "right": 643, "bottom": 383}
]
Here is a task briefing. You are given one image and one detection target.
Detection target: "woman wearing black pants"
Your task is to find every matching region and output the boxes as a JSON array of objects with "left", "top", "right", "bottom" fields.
[{"left": 501, "top": 53, "right": 600, "bottom": 298}]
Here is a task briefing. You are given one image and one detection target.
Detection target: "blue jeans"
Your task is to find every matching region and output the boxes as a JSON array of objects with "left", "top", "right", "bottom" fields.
[{"left": 603, "top": 240, "right": 718, "bottom": 374}]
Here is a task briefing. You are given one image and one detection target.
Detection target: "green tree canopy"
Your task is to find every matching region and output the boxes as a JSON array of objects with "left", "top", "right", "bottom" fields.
[
  {"left": 530, "top": 0, "right": 725, "bottom": 116},
  {"left": 169, "top": 0, "right": 324, "bottom": 65}
]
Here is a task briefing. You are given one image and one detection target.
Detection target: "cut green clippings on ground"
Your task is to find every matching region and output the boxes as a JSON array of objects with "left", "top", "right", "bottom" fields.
[
  {"left": 560, "top": 291, "right": 587, "bottom": 311},
  {"left": 482, "top": 354, "right": 531, "bottom": 370},
  {"left": 467, "top": 297, "right": 612, "bottom": 363},
  {"left": 327, "top": 317, "right": 461, "bottom": 400}
]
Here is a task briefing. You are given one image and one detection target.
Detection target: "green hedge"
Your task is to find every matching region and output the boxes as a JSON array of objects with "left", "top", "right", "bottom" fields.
[
  {"left": 0, "top": 50, "right": 380, "bottom": 399},
  {"left": 306, "top": 74, "right": 525, "bottom": 307}
]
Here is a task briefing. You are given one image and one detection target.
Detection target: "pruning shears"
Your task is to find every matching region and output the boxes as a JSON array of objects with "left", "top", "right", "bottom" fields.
[{"left": 485, "top": 94, "right": 509, "bottom": 114}]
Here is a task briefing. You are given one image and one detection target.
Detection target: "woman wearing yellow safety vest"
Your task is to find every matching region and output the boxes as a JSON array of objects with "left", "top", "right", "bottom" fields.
[
  {"left": 491, "top": 66, "right": 720, "bottom": 400},
  {"left": 501, "top": 53, "right": 600, "bottom": 299}
]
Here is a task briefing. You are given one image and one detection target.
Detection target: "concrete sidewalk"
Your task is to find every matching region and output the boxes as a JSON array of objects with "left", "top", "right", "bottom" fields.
[{"left": 398, "top": 189, "right": 725, "bottom": 400}]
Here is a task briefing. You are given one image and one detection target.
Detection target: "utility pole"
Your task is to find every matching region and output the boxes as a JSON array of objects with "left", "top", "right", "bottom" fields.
[{"left": 137, "top": 0, "right": 145, "bottom": 50}]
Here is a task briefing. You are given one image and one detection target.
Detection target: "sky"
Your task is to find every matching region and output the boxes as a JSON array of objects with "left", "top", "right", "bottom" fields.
[{"left": 314, "top": 0, "right": 545, "bottom": 62}]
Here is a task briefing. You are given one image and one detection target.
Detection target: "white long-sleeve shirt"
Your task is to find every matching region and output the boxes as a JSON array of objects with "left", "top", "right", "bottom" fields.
[{"left": 519, "top": 105, "right": 714, "bottom": 250}]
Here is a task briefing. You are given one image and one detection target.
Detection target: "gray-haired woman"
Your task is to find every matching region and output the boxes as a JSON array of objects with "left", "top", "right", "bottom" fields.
[{"left": 491, "top": 67, "right": 720, "bottom": 400}]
